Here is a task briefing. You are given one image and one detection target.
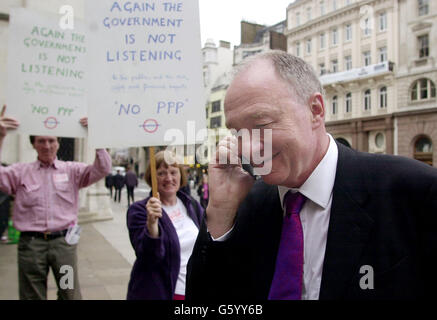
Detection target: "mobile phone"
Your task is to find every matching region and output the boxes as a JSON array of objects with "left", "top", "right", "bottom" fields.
[{"left": 241, "top": 156, "right": 258, "bottom": 180}]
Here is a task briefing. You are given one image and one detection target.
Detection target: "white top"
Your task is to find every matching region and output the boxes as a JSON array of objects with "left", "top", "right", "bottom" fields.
[
  {"left": 162, "top": 197, "right": 199, "bottom": 296},
  {"left": 277, "top": 134, "right": 338, "bottom": 300},
  {"left": 213, "top": 134, "right": 339, "bottom": 300}
]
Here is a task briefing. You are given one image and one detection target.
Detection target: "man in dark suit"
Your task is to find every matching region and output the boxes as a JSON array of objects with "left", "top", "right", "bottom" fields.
[
  {"left": 186, "top": 51, "right": 437, "bottom": 300},
  {"left": 105, "top": 173, "right": 114, "bottom": 197},
  {"left": 113, "top": 170, "right": 125, "bottom": 203}
]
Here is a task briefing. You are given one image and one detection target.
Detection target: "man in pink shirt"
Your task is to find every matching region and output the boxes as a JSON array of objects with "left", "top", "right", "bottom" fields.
[{"left": 0, "top": 111, "right": 111, "bottom": 300}]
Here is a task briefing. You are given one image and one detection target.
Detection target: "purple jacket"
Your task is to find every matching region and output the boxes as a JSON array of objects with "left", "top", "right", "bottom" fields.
[{"left": 126, "top": 190, "right": 204, "bottom": 300}]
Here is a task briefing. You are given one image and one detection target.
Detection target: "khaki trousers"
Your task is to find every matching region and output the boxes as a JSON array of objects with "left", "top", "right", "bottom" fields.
[{"left": 18, "top": 234, "right": 82, "bottom": 300}]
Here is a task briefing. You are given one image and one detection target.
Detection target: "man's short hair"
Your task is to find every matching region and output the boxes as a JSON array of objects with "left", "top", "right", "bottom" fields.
[
  {"left": 232, "top": 50, "right": 324, "bottom": 105},
  {"left": 145, "top": 151, "right": 187, "bottom": 188},
  {"left": 29, "top": 135, "right": 61, "bottom": 145}
]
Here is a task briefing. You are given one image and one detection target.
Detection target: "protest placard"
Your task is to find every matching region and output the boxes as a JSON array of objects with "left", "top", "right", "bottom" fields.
[
  {"left": 7, "top": 8, "right": 88, "bottom": 138},
  {"left": 86, "top": 0, "right": 206, "bottom": 148}
]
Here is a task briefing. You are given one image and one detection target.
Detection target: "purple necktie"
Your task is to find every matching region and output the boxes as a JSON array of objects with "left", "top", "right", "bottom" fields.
[{"left": 268, "top": 191, "right": 306, "bottom": 300}]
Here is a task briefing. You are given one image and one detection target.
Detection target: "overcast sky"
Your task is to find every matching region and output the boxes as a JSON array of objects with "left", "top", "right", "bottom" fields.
[{"left": 199, "top": 0, "right": 294, "bottom": 48}]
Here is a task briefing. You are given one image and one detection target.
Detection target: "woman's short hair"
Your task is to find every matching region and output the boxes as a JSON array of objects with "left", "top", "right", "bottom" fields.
[{"left": 144, "top": 150, "right": 187, "bottom": 188}]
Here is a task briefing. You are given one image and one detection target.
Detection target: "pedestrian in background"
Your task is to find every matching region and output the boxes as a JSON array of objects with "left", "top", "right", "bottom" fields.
[
  {"left": 126, "top": 151, "right": 204, "bottom": 300},
  {"left": 196, "top": 174, "right": 209, "bottom": 210},
  {"left": 113, "top": 169, "right": 125, "bottom": 203},
  {"left": 105, "top": 172, "right": 114, "bottom": 197},
  {"left": 0, "top": 111, "right": 111, "bottom": 300},
  {"left": 125, "top": 165, "right": 138, "bottom": 206},
  {"left": 179, "top": 165, "right": 191, "bottom": 196}
]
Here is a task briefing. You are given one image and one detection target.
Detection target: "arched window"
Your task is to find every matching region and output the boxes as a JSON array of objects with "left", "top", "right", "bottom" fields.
[
  {"left": 375, "top": 133, "right": 385, "bottom": 148},
  {"left": 379, "top": 87, "right": 387, "bottom": 108},
  {"left": 414, "top": 136, "right": 433, "bottom": 165},
  {"left": 332, "top": 96, "right": 338, "bottom": 115},
  {"left": 411, "top": 78, "right": 436, "bottom": 102},
  {"left": 345, "top": 93, "right": 352, "bottom": 113},
  {"left": 364, "top": 89, "right": 371, "bottom": 110}
]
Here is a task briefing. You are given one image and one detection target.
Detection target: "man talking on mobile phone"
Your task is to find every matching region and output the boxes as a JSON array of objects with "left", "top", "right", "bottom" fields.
[{"left": 186, "top": 51, "right": 437, "bottom": 300}]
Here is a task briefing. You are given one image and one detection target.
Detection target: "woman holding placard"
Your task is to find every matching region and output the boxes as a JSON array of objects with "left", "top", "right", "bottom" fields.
[{"left": 126, "top": 151, "right": 204, "bottom": 300}]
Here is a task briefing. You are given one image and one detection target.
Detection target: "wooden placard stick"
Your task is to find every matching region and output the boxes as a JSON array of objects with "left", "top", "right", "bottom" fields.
[{"left": 149, "top": 146, "right": 158, "bottom": 198}]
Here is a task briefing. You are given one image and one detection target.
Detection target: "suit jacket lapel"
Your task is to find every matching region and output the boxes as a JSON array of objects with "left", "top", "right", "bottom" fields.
[{"left": 319, "top": 143, "right": 374, "bottom": 300}]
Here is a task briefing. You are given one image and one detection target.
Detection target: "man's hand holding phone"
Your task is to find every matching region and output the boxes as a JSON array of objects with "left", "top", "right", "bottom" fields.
[{"left": 206, "top": 136, "right": 255, "bottom": 238}]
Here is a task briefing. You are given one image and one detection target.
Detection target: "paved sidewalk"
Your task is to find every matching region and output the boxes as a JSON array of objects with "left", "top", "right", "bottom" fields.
[{"left": 0, "top": 222, "right": 132, "bottom": 300}]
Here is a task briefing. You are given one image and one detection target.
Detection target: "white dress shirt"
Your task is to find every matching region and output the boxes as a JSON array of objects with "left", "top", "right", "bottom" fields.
[{"left": 277, "top": 134, "right": 338, "bottom": 299}]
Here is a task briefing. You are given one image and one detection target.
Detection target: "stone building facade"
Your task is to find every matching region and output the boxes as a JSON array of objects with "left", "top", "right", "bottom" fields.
[{"left": 285, "top": 0, "right": 436, "bottom": 166}]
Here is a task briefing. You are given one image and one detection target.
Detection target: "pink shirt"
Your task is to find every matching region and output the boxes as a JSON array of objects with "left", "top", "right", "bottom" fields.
[{"left": 0, "top": 149, "right": 111, "bottom": 232}]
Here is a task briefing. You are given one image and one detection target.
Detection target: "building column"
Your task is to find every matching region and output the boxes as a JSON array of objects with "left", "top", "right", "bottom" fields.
[
  {"left": 356, "top": 120, "right": 365, "bottom": 152},
  {"left": 385, "top": 116, "right": 394, "bottom": 154},
  {"left": 351, "top": 120, "right": 358, "bottom": 149}
]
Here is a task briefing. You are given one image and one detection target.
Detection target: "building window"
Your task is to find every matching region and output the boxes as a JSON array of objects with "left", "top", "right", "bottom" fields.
[
  {"left": 332, "top": 59, "right": 338, "bottom": 73},
  {"left": 345, "top": 55, "right": 352, "bottom": 70},
  {"left": 418, "top": 34, "right": 429, "bottom": 58},
  {"left": 307, "top": 7, "right": 312, "bottom": 21},
  {"left": 205, "top": 106, "right": 208, "bottom": 118},
  {"left": 379, "top": 47, "right": 387, "bottom": 62},
  {"left": 320, "top": 33, "right": 325, "bottom": 49},
  {"left": 414, "top": 136, "right": 433, "bottom": 165},
  {"left": 296, "top": 12, "right": 301, "bottom": 26},
  {"left": 332, "top": 96, "right": 338, "bottom": 115},
  {"left": 306, "top": 38, "right": 312, "bottom": 54},
  {"left": 345, "top": 0, "right": 352, "bottom": 5},
  {"left": 411, "top": 78, "right": 436, "bottom": 101},
  {"left": 363, "top": 51, "right": 371, "bottom": 66},
  {"left": 320, "top": 1, "right": 325, "bottom": 15},
  {"left": 295, "top": 42, "right": 301, "bottom": 57},
  {"left": 379, "top": 12, "right": 387, "bottom": 31},
  {"left": 379, "top": 87, "right": 387, "bottom": 108},
  {"left": 418, "top": 0, "right": 429, "bottom": 16},
  {"left": 332, "top": 28, "right": 338, "bottom": 46},
  {"left": 210, "top": 116, "right": 222, "bottom": 128},
  {"left": 345, "top": 93, "right": 352, "bottom": 113},
  {"left": 364, "top": 18, "right": 371, "bottom": 36},
  {"left": 211, "top": 100, "right": 221, "bottom": 113},
  {"left": 345, "top": 24, "right": 352, "bottom": 41},
  {"left": 375, "top": 133, "right": 385, "bottom": 148},
  {"left": 319, "top": 63, "right": 326, "bottom": 76},
  {"left": 333, "top": 0, "right": 337, "bottom": 11},
  {"left": 364, "top": 89, "right": 371, "bottom": 110}
]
